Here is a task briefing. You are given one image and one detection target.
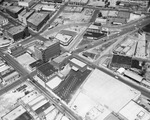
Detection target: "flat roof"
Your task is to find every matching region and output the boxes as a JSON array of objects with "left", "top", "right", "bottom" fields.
[
  {"left": 21, "top": 91, "right": 40, "bottom": 104},
  {"left": 29, "top": 60, "right": 43, "bottom": 69},
  {"left": 46, "top": 76, "right": 62, "bottom": 89},
  {"left": 119, "top": 101, "right": 150, "bottom": 120},
  {"left": 18, "top": 0, "right": 33, "bottom": 2},
  {"left": 28, "top": 95, "right": 45, "bottom": 106},
  {"left": 8, "top": 25, "right": 25, "bottom": 35},
  {"left": 70, "top": 58, "right": 86, "bottom": 68},
  {"left": 55, "top": 33, "right": 72, "bottom": 44},
  {"left": 2, "top": 106, "right": 26, "bottom": 120},
  {"left": 104, "top": 114, "right": 120, "bottom": 120},
  {"left": 35, "top": 102, "right": 51, "bottom": 114},
  {"left": 15, "top": 112, "right": 32, "bottom": 120},
  {"left": 53, "top": 52, "right": 71, "bottom": 64},
  {"left": 6, "top": 6, "right": 23, "bottom": 13},
  {"left": 3, "top": 71, "right": 19, "bottom": 81},
  {"left": 35, "top": 40, "right": 59, "bottom": 51},
  {"left": 37, "top": 62, "right": 56, "bottom": 77},
  {"left": 0, "top": 65, "right": 10, "bottom": 73},
  {"left": 124, "top": 70, "right": 143, "bottom": 82},
  {"left": 82, "top": 69, "right": 141, "bottom": 113},
  {"left": 27, "top": 12, "right": 49, "bottom": 26},
  {"left": 32, "top": 99, "right": 48, "bottom": 111}
]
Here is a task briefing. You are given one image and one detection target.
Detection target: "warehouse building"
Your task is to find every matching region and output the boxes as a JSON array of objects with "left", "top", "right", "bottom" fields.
[
  {"left": 119, "top": 100, "right": 150, "bottom": 120},
  {"left": 27, "top": 12, "right": 49, "bottom": 31},
  {"left": 73, "top": 69, "right": 141, "bottom": 114},
  {"left": 34, "top": 40, "right": 60, "bottom": 62},
  {"left": 7, "top": 25, "right": 29, "bottom": 41},
  {"left": 18, "top": 9, "right": 35, "bottom": 25},
  {"left": 6, "top": 6, "right": 24, "bottom": 18},
  {"left": 69, "top": 58, "right": 87, "bottom": 72},
  {"left": 37, "top": 62, "right": 57, "bottom": 82},
  {"left": 2, "top": 106, "right": 32, "bottom": 120}
]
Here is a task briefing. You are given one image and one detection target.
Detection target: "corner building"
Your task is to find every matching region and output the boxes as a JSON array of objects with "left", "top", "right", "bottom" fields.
[{"left": 34, "top": 41, "right": 60, "bottom": 62}]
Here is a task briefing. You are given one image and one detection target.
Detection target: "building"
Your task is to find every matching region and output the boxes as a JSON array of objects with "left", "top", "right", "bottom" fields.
[
  {"left": 6, "top": 6, "right": 24, "bottom": 18},
  {"left": 18, "top": 9, "right": 35, "bottom": 25},
  {"left": 27, "top": 12, "right": 49, "bottom": 31},
  {"left": 46, "top": 75, "right": 62, "bottom": 90},
  {"left": 123, "top": 70, "right": 144, "bottom": 83},
  {"left": 51, "top": 52, "right": 71, "bottom": 70},
  {"left": 37, "top": 62, "right": 57, "bottom": 82},
  {"left": 34, "top": 41, "right": 60, "bottom": 62},
  {"left": 0, "top": 15, "right": 8, "bottom": 27},
  {"left": 69, "top": 0, "right": 89, "bottom": 5},
  {"left": 18, "top": 0, "right": 35, "bottom": 7},
  {"left": 7, "top": 25, "right": 29, "bottom": 41},
  {"left": 43, "top": 0, "right": 63, "bottom": 3},
  {"left": 110, "top": 54, "right": 132, "bottom": 68},
  {"left": 2, "top": 106, "right": 32, "bottom": 120},
  {"left": 29, "top": 60, "right": 43, "bottom": 71},
  {"left": 8, "top": 45, "right": 26, "bottom": 57},
  {"left": 87, "top": 24, "right": 102, "bottom": 33},
  {"left": 2, "top": 71, "right": 20, "bottom": 83},
  {"left": 80, "top": 69, "right": 141, "bottom": 113},
  {"left": 69, "top": 58, "right": 87, "bottom": 72},
  {"left": 0, "top": 65, "right": 12, "bottom": 76},
  {"left": 119, "top": 100, "right": 150, "bottom": 120}
]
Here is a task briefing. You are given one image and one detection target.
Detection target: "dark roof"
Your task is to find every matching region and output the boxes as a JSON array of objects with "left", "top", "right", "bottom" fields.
[
  {"left": 131, "top": 59, "right": 142, "bottom": 69},
  {"left": 37, "top": 62, "right": 57, "bottom": 77},
  {"left": 111, "top": 54, "right": 132, "bottom": 66},
  {"left": 35, "top": 102, "right": 50, "bottom": 114},
  {"left": 29, "top": 60, "right": 43, "bottom": 69},
  {"left": 15, "top": 112, "right": 32, "bottom": 120}
]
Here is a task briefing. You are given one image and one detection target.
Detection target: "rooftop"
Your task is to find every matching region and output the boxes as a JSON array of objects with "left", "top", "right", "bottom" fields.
[
  {"left": 119, "top": 101, "right": 150, "bottom": 120},
  {"left": 35, "top": 40, "right": 59, "bottom": 51},
  {"left": 6, "top": 6, "right": 23, "bottom": 13},
  {"left": 70, "top": 58, "right": 86, "bottom": 68},
  {"left": 104, "top": 114, "right": 120, "bottom": 120},
  {"left": 46, "top": 76, "right": 62, "bottom": 89},
  {"left": 2, "top": 106, "right": 26, "bottom": 120},
  {"left": 29, "top": 60, "right": 43, "bottom": 69},
  {"left": 37, "top": 62, "right": 57, "bottom": 77},
  {"left": 19, "top": 9, "right": 35, "bottom": 18},
  {"left": 82, "top": 69, "right": 141, "bottom": 113},
  {"left": 18, "top": 0, "right": 33, "bottom": 2},
  {"left": 27, "top": 12, "right": 49, "bottom": 26},
  {"left": 53, "top": 52, "right": 71, "bottom": 64},
  {"left": 8, "top": 25, "right": 26, "bottom": 35}
]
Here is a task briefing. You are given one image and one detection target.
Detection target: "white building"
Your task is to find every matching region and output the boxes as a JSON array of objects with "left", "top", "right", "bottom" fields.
[
  {"left": 74, "top": 69, "right": 141, "bottom": 113},
  {"left": 18, "top": 0, "right": 35, "bottom": 7},
  {"left": 119, "top": 100, "right": 150, "bottom": 120}
]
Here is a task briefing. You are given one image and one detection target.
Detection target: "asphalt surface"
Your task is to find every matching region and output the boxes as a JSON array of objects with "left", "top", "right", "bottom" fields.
[{"left": 54, "top": 69, "right": 91, "bottom": 103}]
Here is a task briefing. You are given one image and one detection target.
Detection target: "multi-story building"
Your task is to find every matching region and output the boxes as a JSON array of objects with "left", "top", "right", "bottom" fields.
[
  {"left": 37, "top": 62, "right": 57, "bottom": 82},
  {"left": 27, "top": 12, "right": 49, "bottom": 31},
  {"left": 34, "top": 40, "right": 60, "bottom": 62},
  {"left": 6, "top": 6, "right": 24, "bottom": 18},
  {"left": 7, "top": 25, "right": 29, "bottom": 41},
  {"left": 18, "top": 9, "right": 35, "bottom": 25},
  {"left": 51, "top": 52, "right": 71, "bottom": 70}
]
